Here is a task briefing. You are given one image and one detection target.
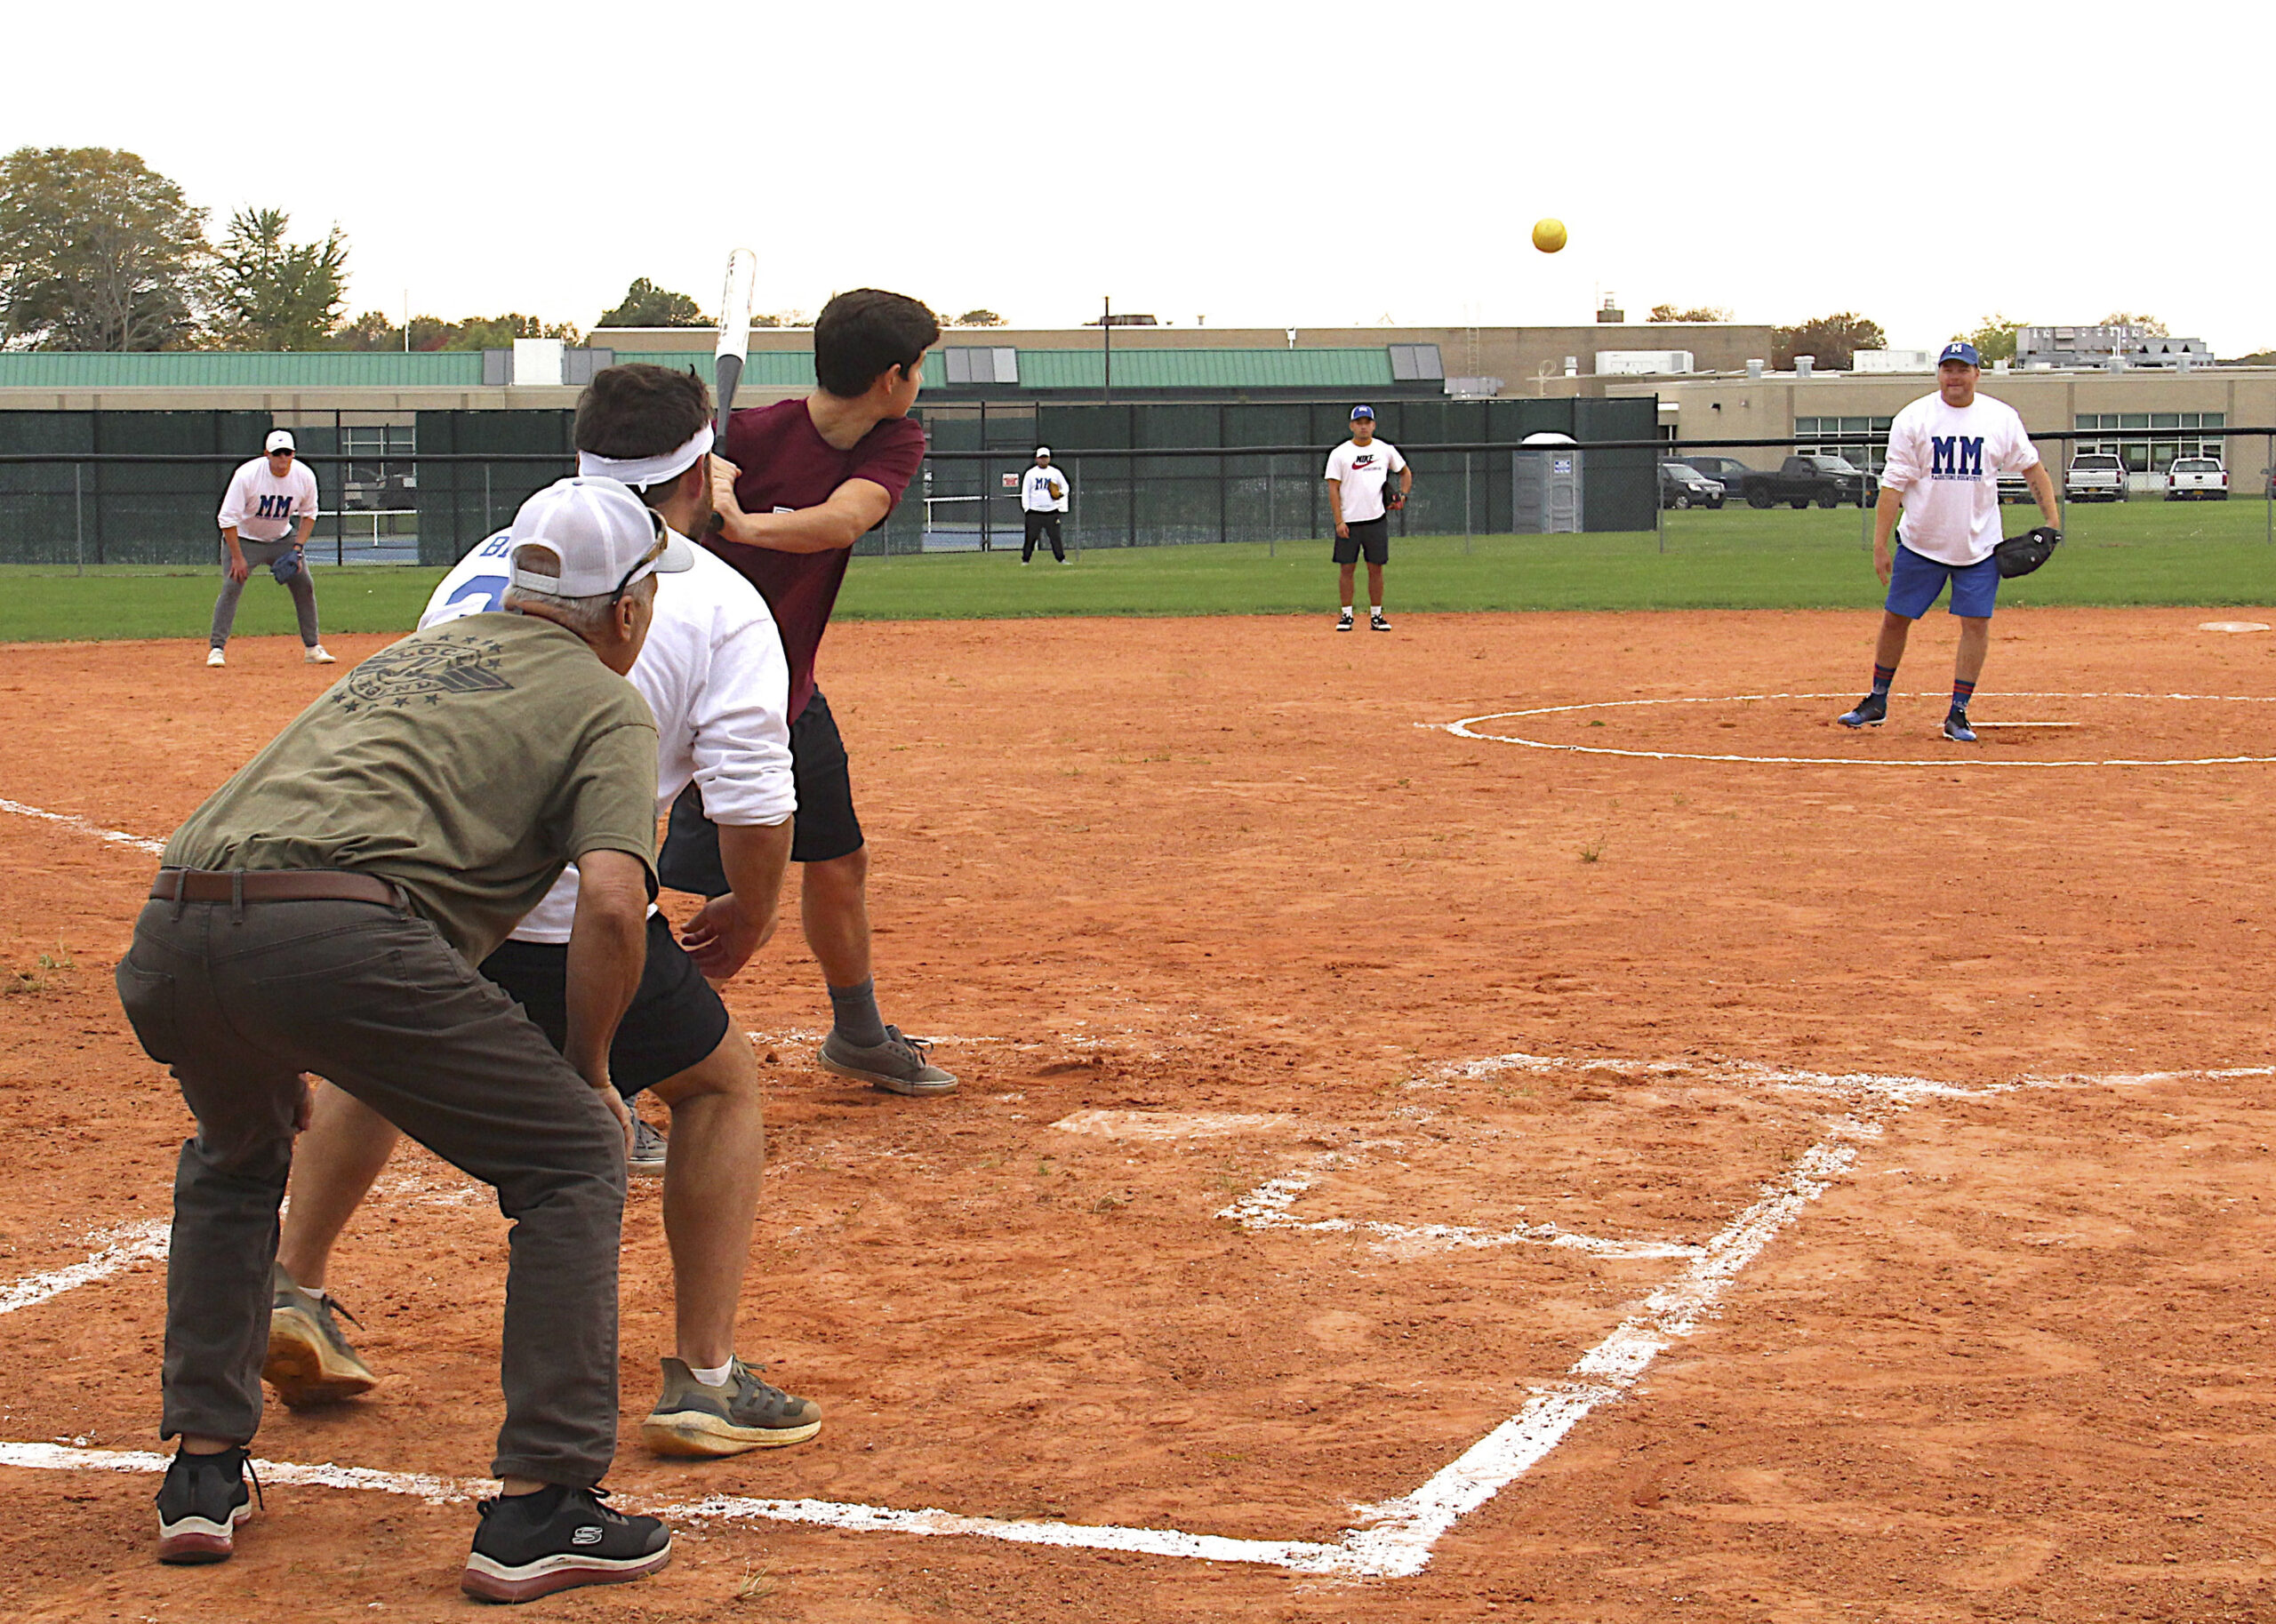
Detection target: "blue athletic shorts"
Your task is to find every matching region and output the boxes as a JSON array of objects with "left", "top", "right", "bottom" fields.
[{"left": 1887, "top": 541, "right": 1999, "bottom": 620}]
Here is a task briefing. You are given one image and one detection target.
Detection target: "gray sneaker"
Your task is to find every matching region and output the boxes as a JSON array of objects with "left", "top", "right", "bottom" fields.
[
  {"left": 629, "top": 1116, "right": 667, "bottom": 1178},
  {"left": 639, "top": 1356, "right": 821, "bottom": 1458},
  {"left": 816, "top": 1026, "right": 958, "bottom": 1096},
  {"left": 264, "top": 1263, "right": 377, "bottom": 1407}
]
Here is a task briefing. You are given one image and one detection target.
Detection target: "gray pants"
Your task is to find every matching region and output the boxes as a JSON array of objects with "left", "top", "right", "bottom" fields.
[
  {"left": 211, "top": 539, "right": 321, "bottom": 649},
  {"left": 115, "top": 893, "right": 627, "bottom": 1486}
]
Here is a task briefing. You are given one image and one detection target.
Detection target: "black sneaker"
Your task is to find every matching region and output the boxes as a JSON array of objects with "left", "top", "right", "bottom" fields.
[
  {"left": 1943, "top": 707, "right": 1977, "bottom": 744},
  {"left": 1838, "top": 692, "right": 1888, "bottom": 728},
  {"left": 156, "top": 1445, "right": 258, "bottom": 1564},
  {"left": 1369, "top": 612, "right": 1390, "bottom": 632},
  {"left": 1334, "top": 611, "right": 1354, "bottom": 632},
  {"left": 461, "top": 1485, "right": 671, "bottom": 1604},
  {"left": 640, "top": 1356, "right": 822, "bottom": 1457}
]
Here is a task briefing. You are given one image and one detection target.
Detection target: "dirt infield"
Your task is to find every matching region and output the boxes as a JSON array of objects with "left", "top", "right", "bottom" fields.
[{"left": 4, "top": 605, "right": 2276, "bottom": 1622}]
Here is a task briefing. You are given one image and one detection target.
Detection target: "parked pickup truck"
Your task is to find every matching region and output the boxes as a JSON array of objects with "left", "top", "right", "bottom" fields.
[
  {"left": 2064, "top": 452, "right": 2127, "bottom": 501},
  {"left": 1683, "top": 454, "right": 1872, "bottom": 509},
  {"left": 2165, "top": 457, "right": 2229, "bottom": 500}
]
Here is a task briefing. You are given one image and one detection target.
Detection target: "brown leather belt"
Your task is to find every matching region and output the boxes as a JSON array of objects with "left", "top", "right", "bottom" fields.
[{"left": 150, "top": 868, "right": 403, "bottom": 907}]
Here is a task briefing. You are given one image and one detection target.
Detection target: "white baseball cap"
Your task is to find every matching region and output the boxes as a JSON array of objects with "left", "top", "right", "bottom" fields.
[
  {"left": 265, "top": 430, "right": 295, "bottom": 453},
  {"left": 506, "top": 476, "right": 696, "bottom": 598},
  {"left": 1034, "top": 445, "right": 1052, "bottom": 458}
]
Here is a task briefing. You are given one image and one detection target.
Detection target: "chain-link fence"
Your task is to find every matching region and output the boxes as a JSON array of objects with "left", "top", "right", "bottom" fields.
[{"left": 3, "top": 422, "right": 2270, "bottom": 571}]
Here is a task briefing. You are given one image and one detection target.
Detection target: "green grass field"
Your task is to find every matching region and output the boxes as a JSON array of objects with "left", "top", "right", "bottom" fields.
[{"left": 1, "top": 501, "right": 2268, "bottom": 643}]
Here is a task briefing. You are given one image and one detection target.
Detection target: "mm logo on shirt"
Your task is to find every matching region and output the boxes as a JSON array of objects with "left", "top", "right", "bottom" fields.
[
  {"left": 256, "top": 493, "right": 295, "bottom": 518},
  {"left": 1930, "top": 436, "right": 1985, "bottom": 479}
]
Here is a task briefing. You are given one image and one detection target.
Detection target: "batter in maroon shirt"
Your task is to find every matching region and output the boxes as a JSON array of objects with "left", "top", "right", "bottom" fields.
[
  {"left": 663, "top": 287, "right": 958, "bottom": 1100},
  {"left": 707, "top": 399, "right": 923, "bottom": 717}
]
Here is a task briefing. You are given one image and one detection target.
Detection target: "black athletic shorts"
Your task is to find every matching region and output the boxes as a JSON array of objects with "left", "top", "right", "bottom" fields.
[
  {"left": 478, "top": 911, "right": 730, "bottom": 1101},
  {"left": 1333, "top": 516, "right": 1390, "bottom": 566},
  {"left": 657, "top": 686, "right": 863, "bottom": 899}
]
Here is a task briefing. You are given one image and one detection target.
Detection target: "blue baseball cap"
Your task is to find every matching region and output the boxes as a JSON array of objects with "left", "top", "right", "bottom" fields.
[
  {"left": 1350, "top": 404, "right": 1375, "bottom": 420},
  {"left": 1938, "top": 340, "right": 1981, "bottom": 367}
]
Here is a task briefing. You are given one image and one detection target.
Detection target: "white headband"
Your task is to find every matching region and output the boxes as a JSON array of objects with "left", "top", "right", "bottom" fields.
[{"left": 576, "top": 422, "right": 714, "bottom": 491}]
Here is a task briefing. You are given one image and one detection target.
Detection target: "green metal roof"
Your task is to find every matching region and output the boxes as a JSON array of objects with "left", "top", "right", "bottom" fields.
[
  {"left": 0, "top": 350, "right": 486, "bottom": 388},
  {"left": 1014, "top": 348, "right": 1395, "bottom": 391},
  {"left": 0, "top": 344, "right": 1390, "bottom": 394},
  {"left": 611, "top": 351, "right": 814, "bottom": 386}
]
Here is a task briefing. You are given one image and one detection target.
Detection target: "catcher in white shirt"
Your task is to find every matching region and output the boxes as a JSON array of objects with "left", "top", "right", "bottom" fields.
[
  {"left": 208, "top": 429, "right": 333, "bottom": 667},
  {"left": 1836, "top": 343, "right": 2059, "bottom": 742}
]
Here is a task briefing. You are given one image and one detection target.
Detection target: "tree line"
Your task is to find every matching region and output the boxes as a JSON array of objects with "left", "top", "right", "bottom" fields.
[{"left": 0, "top": 147, "right": 1007, "bottom": 353}]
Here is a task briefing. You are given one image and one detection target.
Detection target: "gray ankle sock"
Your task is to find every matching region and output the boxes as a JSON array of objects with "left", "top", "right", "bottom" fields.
[{"left": 828, "top": 979, "right": 888, "bottom": 1048}]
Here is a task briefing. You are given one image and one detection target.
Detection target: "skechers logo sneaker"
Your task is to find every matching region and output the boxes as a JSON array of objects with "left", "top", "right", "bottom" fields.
[{"left": 572, "top": 1525, "right": 604, "bottom": 1546}]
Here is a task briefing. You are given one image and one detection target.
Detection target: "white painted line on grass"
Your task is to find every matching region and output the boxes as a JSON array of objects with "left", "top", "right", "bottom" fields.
[
  {"left": 0, "top": 798, "right": 164, "bottom": 855},
  {"left": 0, "top": 1222, "right": 166, "bottom": 1317}
]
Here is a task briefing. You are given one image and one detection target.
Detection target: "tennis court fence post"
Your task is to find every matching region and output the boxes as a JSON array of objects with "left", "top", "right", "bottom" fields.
[
  {"left": 2266, "top": 433, "right": 2272, "bottom": 546},
  {"left": 1463, "top": 452, "right": 1471, "bottom": 555},
  {"left": 73, "top": 464, "right": 84, "bottom": 577}
]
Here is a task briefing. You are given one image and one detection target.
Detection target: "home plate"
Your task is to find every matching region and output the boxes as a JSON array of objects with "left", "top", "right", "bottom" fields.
[
  {"left": 2199, "top": 621, "right": 2271, "bottom": 634},
  {"left": 1051, "top": 1110, "right": 1295, "bottom": 1140}
]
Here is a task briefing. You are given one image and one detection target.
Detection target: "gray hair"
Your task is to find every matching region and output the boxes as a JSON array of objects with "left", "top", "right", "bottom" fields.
[{"left": 501, "top": 547, "right": 654, "bottom": 638}]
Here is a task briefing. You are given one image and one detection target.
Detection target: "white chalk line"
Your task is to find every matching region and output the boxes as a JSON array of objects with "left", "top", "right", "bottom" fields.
[
  {"left": 0, "top": 1221, "right": 166, "bottom": 1317},
  {"left": 0, "top": 1117, "right": 1868, "bottom": 1579},
  {"left": 0, "top": 797, "right": 164, "bottom": 855},
  {"left": 0, "top": 1054, "right": 2238, "bottom": 1576},
  {"left": 1218, "top": 1152, "right": 1701, "bottom": 1260},
  {"left": 1435, "top": 690, "right": 2276, "bottom": 768}
]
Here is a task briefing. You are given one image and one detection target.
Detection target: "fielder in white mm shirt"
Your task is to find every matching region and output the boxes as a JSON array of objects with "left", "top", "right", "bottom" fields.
[
  {"left": 209, "top": 428, "right": 333, "bottom": 668},
  {"left": 1324, "top": 404, "right": 1410, "bottom": 631},
  {"left": 1019, "top": 446, "right": 1070, "bottom": 564},
  {"left": 1837, "top": 341, "right": 2058, "bottom": 742}
]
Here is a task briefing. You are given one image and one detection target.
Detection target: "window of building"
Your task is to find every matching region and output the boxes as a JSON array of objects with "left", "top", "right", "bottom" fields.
[
  {"left": 1388, "top": 344, "right": 1445, "bottom": 382},
  {"left": 341, "top": 424, "right": 415, "bottom": 510},
  {"left": 1794, "top": 415, "right": 1893, "bottom": 470},
  {"left": 2074, "top": 412, "right": 2225, "bottom": 472},
  {"left": 941, "top": 347, "right": 1020, "bottom": 387}
]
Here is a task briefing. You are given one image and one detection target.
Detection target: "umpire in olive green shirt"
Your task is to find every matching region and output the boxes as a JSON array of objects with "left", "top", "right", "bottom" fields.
[{"left": 118, "top": 478, "right": 693, "bottom": 1524}]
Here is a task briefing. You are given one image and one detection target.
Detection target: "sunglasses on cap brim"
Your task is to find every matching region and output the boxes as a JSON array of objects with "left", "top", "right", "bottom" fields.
[{"left": 608, "top": 507, "right": 670, "bottom": 602}]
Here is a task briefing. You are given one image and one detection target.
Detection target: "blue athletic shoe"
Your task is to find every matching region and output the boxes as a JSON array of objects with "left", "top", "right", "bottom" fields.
[
  {"left": 1838, "top": 692, "right": 1887, "bottom": 728},
  {"left": 1943, "top": 708, "right": 1977, "bottom": 744}
]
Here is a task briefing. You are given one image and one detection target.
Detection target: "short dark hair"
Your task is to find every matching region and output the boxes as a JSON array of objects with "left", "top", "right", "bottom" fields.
[
  {"left": 813, "top": 289, "right": 941, "bottom": 398},
  {"left": 574, "top": 364, "right": 711, "bottom": 460}
]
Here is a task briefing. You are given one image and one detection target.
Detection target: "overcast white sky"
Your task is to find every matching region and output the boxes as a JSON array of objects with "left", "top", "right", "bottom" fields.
[{"left": 10, "top": 0, "right": 2270, "bottom": 350}]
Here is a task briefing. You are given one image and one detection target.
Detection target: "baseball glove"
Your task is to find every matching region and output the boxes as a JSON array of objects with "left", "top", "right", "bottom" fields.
[
  {"left": 1992, "top": 524, "right": 2062, "bottom": 579},
  {"left": 269, "top": 547, "right": 304, "bottom": 585},
  {"left": 1384, "top": 486, "right": 1406, "bottom": 512}
]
